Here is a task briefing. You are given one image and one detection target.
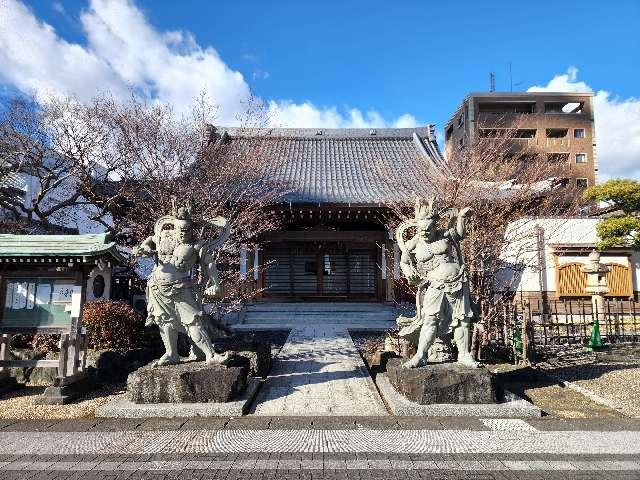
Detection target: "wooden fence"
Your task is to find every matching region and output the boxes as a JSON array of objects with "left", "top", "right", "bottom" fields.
[{"left": 482, "top": 298, "right": 640, "bottom": 364}]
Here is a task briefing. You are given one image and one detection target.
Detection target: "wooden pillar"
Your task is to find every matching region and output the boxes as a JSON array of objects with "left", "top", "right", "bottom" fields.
[
  {"left": 0, "top": 334, "right": 11, "bottom": 373},
  {"left": 239, "top": 244, "right": 247, "bottom": 296},
  {"left": 255, "top": 245, "right": 264, "bottom": 298},
  {"left": 247, "top": 247, "right": 256, "bottom": 297},
  {"left": 376, "top": 243, "right": 384, "bottom": 301},
  {"left": 385, "top": 240, "right": 395, "bottom": 302},
  {"left": 66, "top": 268, "right": 86, "bottom": 376},
  {"left": 316, "top": 247, "right": 324, "bottom": 296}
]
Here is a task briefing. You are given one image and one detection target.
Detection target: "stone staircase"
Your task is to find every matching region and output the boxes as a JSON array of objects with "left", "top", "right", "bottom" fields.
[{"left": 232, "top": 302, "right": 398, "bottom": 331}]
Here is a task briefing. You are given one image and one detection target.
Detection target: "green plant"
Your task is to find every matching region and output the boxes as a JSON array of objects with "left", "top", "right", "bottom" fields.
[
  {"left": 583, "top": 179, "right": 640, "bottom": 250},
  {"left": 31, "top": 334, "right": 59, "bottom": 354},
  {"left": 82, "top": 300, "right": 143, "bottom": 350}
]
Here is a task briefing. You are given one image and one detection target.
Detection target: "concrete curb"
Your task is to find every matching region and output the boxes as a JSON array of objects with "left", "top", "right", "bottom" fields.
[
  {"left": 376, "top": 373, "right": 542, "bottom": 417},
  {"left": 95, "top": 377, "right": 263, "bottom": 418}
]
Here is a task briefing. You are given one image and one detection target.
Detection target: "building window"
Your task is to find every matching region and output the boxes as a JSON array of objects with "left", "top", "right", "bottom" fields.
[
  {"left": 457, "top": 115, "right": 464, "bottom": 127},
  {"left": 546, "top": 128, "right": 568, "bottom": 138},
  {"left": 544, "top": 101, "right": 584, "bottom": 113},
  {"left": 92, "top": 275, "right": 105, "bottom": 299},
  {"left": 576, "top": 178, "right": 588, "bottom": 188},
  {"left": 445, "top": 125, "right": 453, "bottom": 141},
  {"left": 478, "top": 102, "right": 535, "bottom": 114},
  {"left": 574, "top": 128, "right": 585, "bottom": 138},
  {"left": 575, "top": 153, "right": 587, "bottom": 164},
  {"left": 458, "top": 137, "right": 464, "bottom": 148}
]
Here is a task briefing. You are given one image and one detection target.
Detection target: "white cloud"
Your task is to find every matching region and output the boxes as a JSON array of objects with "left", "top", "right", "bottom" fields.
[
  {"left": 0, "top": 0, "right": 420, "bottom": 128},
  {"left": 267, "top": 101, "right": 418, "bottom": 129},
  {"left": 529, "top": 67, "right": 640, "bottom": 181}
]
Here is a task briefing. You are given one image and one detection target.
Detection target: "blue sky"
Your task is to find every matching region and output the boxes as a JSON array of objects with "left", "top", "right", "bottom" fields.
[{"left": 1, "top": 0, "right": 639, "bottom": 178}]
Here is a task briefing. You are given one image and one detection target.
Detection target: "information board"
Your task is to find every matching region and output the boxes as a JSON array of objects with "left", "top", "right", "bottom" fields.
[{"left": 1, "top": 277, "right": 79, "bottom": 329}]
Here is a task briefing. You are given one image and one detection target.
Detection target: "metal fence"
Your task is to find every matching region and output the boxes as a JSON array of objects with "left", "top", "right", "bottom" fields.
[{"left": 482, "top": 298, "right": 640, "bottom": 364}]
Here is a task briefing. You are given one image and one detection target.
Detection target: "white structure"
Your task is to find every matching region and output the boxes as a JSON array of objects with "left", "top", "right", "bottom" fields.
[
  {"left": 500, "top": 218, "right": 639, "bottom": 300},
  {"left": 2, "top": 164, "right": 111, "bottom": 234}
]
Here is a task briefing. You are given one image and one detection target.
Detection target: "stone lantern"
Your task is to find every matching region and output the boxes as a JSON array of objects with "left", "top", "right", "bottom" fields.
[{"left": 581, "top": 249, "right": 609, "bottom": 350}]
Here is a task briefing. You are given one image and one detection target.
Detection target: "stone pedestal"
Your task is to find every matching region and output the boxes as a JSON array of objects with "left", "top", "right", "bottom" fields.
[
  {"left": 33, "top": 373, "right": 94, "bottom": 405},
  {"left": 215, "top": 340, "right": 271, "bottom": 378},
  {"left": 0, "top": 370, "right": 20, "bottom": 396},
  {"left": 127, "top": 360, "right": 248, "bottom": 404},
  {"left": 386, "top": 358, "right": 496, "bottom": 404}
]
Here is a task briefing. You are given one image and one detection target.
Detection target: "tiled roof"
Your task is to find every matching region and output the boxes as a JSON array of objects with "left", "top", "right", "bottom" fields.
[
  {"left": 212, "top": 126, "right": 448, "bottom": 205},
  {"left": 0, "top": 233, "right": 124, "bottom": 261}
]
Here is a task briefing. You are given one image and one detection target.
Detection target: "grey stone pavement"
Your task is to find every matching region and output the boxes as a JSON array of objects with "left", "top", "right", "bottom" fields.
[
  {"left": 2, "top": 417, "right": 640, "bottom": 479},
  {"left": 251, "top": 326, "right": 387, "bottom": 416}
]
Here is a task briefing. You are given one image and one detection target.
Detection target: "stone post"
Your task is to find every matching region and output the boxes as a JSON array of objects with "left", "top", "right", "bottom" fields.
[{"left": 581, "top": 250, "right": 609, "bottom": 350}]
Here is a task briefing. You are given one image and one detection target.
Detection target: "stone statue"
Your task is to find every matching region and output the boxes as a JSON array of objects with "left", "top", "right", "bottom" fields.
[
  {"left": 133, "top": 199, "right": 231, "bottom": 366},
  {"left": 396, "top": 197, "right": 479, "bottom": 368}
]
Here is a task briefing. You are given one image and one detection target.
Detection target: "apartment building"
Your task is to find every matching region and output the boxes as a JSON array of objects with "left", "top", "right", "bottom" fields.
[{"left": 444, "top": 92, "right": 597, "bottom": 187}]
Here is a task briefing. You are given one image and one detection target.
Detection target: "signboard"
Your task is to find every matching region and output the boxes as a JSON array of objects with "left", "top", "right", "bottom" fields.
[{"left": 1, "top": 277, "right": 77, "bottom": 329}]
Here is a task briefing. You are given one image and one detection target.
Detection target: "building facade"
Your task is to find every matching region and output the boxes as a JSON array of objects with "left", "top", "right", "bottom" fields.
[
  {"left": 500, "top": 218, "right": 639, "bottom": 305},
  {"left": 207, "top": 126, "right": 446, "bottom": 302},
  {"left": 444, "top": 92, "right": 597, "bottom": 188}
]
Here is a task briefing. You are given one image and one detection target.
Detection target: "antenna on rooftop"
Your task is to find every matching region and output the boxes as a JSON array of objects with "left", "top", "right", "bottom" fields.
[{"left": 489, "top": 72, "right": 495, "bottom": 92}]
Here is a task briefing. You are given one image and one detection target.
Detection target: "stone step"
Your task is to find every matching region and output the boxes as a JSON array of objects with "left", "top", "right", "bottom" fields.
[
  {"left": 244, "top": 311, "right": 397, "bottom": 319},
  {"left": 244, "top": 321, "right": 397, "bottom": 326},
  {"left": 246, "top": 303, "right": 396, "bottom": 312},
  {"left": 240, "top": 302, "right": 399, "bottom": 329}
]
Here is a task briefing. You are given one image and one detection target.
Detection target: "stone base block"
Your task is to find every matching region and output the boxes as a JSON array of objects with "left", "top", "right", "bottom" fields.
[
  {"left": 377, "top": 373, "right": 542, "bottom": 417},
  {"left": 386, "top": 358, "right": 496, "bottom": 404},
  {"left": 215, "top": 339, "right": 271, "bottom": 378},
  {"left": 33, "top": 374, "right": 94, "bottom": 405},
  {"left": 127, "top": 360, "right": 247, "bottom": 404},
  {"left": 0, "top": 371, "right": 20, "bottom": 396},
  {"left": 96, "top": 378, "right": 262, "bottom": 417}
]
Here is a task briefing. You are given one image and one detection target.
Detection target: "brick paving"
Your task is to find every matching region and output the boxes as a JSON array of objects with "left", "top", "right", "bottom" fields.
[
  {"left": 1, "top": 418, "right": 640, "bottom": 478},
  {"left": 251, "top": 326, "right": 387, "bottom": 416}
]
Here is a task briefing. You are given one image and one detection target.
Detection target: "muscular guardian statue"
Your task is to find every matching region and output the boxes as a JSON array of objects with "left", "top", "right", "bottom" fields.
[
  {"left": 133, "top": 200, "right": 230, "bottom": 366},
  {"left": 396, "top": 197, "right": 478, "bottom": 368}
]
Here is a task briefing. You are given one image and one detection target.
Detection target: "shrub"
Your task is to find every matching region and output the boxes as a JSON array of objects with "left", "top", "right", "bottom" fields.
[
  {"left": 31, "top": 334, "right": 60, "bottom": 354},
  {"left": 82, "top": 300, "right": 143, "bottom": 350}
]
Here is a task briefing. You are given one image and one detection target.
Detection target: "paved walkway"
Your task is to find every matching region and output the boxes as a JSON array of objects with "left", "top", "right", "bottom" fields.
[
  {"left": 2, "top": 418, "right": 640, "bottom": 478},
  {"left": 251, "top": 326, "right": 388, "bottom": 416}
]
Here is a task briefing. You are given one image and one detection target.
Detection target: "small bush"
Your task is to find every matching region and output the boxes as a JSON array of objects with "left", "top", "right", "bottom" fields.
[
  {"left": 82, "top": 300, "right": 143, "bottom": 350},
  {"left": 31, "top": 334, "right": 60, "bottom": 354}
]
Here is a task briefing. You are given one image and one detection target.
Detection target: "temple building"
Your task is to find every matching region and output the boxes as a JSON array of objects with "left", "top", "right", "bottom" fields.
[{"left": 206, "top": 126, "right": 445, "bottom": 302}]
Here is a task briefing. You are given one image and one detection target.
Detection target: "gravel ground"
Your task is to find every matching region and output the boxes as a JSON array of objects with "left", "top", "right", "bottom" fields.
[
  {"left": 494, "top": 365, "right": 624, "bottom": 419},
  {"left": 537, "top": 344, "right": 640, "bottom": 417},
  {"left": 0, "top": 383, "right": 126, "bottom": 420},
  {"left": 0, "top": 332, "right": 290, "bottom": 420}
]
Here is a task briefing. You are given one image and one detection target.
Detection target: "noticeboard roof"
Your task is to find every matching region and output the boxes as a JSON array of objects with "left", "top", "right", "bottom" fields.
[{"left": 0, "top": 233, "right": 125, "bottom": 263}]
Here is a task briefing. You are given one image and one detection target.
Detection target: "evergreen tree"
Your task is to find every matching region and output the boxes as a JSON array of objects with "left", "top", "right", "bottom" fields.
[{"left": 583, "top": 179, "right": 640, "bottom": 250}]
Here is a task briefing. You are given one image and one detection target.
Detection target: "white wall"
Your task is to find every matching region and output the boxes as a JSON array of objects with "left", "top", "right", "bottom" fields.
[
  {"left": 501, "top": 217, "right": 639, "bottom": 294},
  {"left": 8, "top": 170, "right": 111, "bottom": 234}
]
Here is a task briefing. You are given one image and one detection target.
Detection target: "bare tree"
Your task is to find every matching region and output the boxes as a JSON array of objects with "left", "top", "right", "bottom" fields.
[
  {"left": 382, "top": 115, "right": 581, "bottom": 355},
  {"left": 0, "top": 92, "right": 288, "bottom": 310},
  {"left": 83, "top": 94, "right": 288, "bottom": 309},
  {"left": 0, "top": 96, "right": 132, "bottom": 233}
]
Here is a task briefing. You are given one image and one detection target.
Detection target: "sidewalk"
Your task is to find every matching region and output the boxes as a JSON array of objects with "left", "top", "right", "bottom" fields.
[
  {"left": 2, "top": 417, "right": 640, "bottom": 479},
  {"left": 251, "top": 326, "right": 387, "bottom": 416}
]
